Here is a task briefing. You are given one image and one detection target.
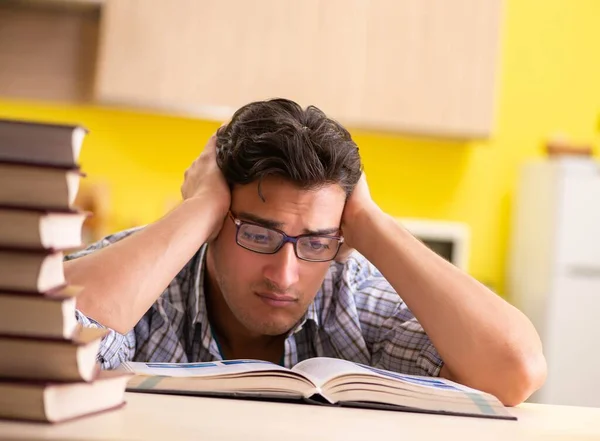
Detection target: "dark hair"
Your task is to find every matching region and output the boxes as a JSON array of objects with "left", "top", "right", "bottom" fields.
[{"left": 216, "top": 98, "right": 362, "bottom": 199}]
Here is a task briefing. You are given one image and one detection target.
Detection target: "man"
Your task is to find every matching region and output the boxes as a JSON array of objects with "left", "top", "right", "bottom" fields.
[{"left": 66, "top": 99, "right": 546, "bottom": 406}]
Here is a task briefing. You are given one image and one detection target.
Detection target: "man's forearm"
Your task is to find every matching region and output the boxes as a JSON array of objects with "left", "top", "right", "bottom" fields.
[
  {"left": 350, "top": 206, "right": 546, "bottom": 405},
  {"left": 66, "top": 197, "right": 219, "bottom": 334}
]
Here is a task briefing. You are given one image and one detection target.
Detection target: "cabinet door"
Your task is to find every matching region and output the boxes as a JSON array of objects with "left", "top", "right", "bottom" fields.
[
  {"left": 359, "top": 0, "right": 502, "bottom": 136},
  {"left": 95, "top": 0, "right": 501, "bottom": 137},
  {"left": 541, "top": 274, "right": 600, "bottom": 407},
  {"left": 95, "top": 0, "right": 368, "bottom": 120},
  {"left": 555, "top": 165, "right": 600, "bottom": 273}
]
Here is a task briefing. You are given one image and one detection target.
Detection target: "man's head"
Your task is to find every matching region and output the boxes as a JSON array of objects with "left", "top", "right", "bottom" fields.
[
  {"left": 207, "top": 98, "right": 362, "bottom": 338},
  {"left": 215, "top": 98, "right": 361, "bottom": 198}
]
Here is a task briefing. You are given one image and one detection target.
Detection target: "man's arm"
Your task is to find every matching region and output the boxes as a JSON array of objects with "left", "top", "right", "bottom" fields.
[
  {"left": 66, "top": 135, "right": 230, "bottom": 334},
  {"left": 341, "top": 176, "right": 547, "bottom": 406}
]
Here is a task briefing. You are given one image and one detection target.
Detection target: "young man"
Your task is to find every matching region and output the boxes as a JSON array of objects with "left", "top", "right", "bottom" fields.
[{"left": 66, "top": 99, "right": 546, "bottom": 405}]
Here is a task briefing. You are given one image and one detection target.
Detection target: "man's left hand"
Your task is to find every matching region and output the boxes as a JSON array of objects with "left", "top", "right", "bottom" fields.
[{"left": 335, "top": 173, "right": 380, "bottom": 262}]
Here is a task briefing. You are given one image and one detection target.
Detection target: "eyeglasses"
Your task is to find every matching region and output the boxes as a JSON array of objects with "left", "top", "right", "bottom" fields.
[{"left": 228, "top": 211, "right": 344, "bottom": 262}]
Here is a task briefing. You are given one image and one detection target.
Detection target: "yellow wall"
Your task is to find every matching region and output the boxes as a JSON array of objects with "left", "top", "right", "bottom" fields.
[{"left": 0, "top": 0, "right": 598, "bottom": 296}]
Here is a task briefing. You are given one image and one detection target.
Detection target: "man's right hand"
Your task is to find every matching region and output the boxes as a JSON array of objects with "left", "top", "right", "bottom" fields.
[
  {"left": 181, "top": 133, "right": 231, "bottom": 240},
  {"left": 67, "top": 132, "right": 233, "bottom": 333}
]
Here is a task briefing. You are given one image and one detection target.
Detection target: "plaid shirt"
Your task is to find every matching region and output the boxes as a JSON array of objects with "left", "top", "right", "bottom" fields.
[{"left": 68, "top": 228, "right": 443, "bottom": 376}]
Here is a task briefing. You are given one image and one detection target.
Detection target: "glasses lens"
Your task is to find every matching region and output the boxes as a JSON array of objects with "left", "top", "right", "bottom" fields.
[
  {"left": 297, "top": 236, "right": 340, "bottom": 261},
  {"left": 237, "top": 223, "right": 283, "bottom": 253}
]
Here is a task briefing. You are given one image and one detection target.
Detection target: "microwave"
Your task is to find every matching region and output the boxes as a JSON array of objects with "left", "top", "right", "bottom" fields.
[{"left": 397, "top": 218, "right": 470, "bottom": 272}]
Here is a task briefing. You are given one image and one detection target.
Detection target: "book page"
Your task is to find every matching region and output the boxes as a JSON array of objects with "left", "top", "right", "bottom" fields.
[
  {"left": 291, "top": 357, "right": 513, "bottom": 419},
  {"left": 292, "top": 357, "right": 368, "bottom": 386},
  {"left": 354, "top": 363, "right": 485, "bottom": 394},
  {"left": 122, "top": 359, "right": 294, "bottom": 378},
  {"left": 122, "top": 360, "right": 318, "bottom": 399},
  {"left": 293, "top": 357, "right": 483, "bottom": 393}
]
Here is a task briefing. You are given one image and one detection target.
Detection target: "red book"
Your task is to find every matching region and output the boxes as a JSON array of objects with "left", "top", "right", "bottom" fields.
[
  {"left": 0, "top": 285, "right": 83, "bottom": 339},
  {"left": 0, "top": 118, "right": 87, "bottom": 168},
  {"left": 0, "top": 326, "right": 108, "bottom": 382},
  {"left": 0, "top": 162, "right": 83, "bottom": 211},
  {"left": 0, "top": 207, "right": 88, "bottom": 250},
  {"left": 0, "top": 370, "right": 131, "bottom": 423},
  {"left": 0, "top": 249, "right": 65, "bottom": 292}
]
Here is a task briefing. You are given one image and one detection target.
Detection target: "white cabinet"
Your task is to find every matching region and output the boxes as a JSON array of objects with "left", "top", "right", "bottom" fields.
[
  {"left": 508, "top": 159, "right": 600, "bottom": 407},
  {"left": 94, "top": 0, "right": 503, "bottom": 137}
]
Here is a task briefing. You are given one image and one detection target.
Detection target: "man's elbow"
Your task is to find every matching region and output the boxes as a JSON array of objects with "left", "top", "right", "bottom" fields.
[
  {"left": 496, "top": 352, "right": 547, "bottom": 407},
  {"left": 76, "top": 297, "right": 135, "bottom": 335}
]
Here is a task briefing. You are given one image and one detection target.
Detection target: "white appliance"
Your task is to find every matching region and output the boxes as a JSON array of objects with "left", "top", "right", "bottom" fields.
[
  {"left": 399, "top": 218, "right": 470, "bottom": 272},
  {"left": 508, "top": 158, "right": 600, "bottom": 407}
]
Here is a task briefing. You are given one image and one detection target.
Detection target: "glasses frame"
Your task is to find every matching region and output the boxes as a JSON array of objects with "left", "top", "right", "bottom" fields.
[{"left": 228, "top": 211, "right": 344, "bottom": 262}]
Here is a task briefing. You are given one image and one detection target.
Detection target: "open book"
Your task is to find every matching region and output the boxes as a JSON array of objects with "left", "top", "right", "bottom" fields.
[{"left": 122, "top": 357, "right": 515, "bottom": 420}]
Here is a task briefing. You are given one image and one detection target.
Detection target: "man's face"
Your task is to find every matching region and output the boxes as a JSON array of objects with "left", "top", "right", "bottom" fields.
[{"left": 208, "top": 176, "right": 346, "bottom": 337}]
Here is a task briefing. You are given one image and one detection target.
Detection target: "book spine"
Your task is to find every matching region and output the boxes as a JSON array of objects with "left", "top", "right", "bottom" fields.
[
  {"left": 0, "top": 205, "right": 88, "bottom": 214},
  {"left": 0, "top": 333, "right": 75, "bottom": 343},
  {"left": 0, "top": 160, "right": 82, "bottom": 172},
  {"left": 0, "top": 247, "right": 63, "bottom": 254},
  {"left": 0, "top": 284, "right": 68, "bottom": 296},
  {"left": 0, "top": 244, "right": 79, "bottom": 253}
]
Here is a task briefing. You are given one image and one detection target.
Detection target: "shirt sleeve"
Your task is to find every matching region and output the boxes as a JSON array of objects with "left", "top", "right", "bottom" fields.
[
  {"left": 351, "top": 255, "right": 444, "bottom": 377},
  {"left": 64, "top": 226, "right": 144, "bottom": 262},
  {"left": 75, "top": 310, "right": 136, "bottom": 370},
  {"left": 66, "top": 227, "right": 144, "bottom": 369}
]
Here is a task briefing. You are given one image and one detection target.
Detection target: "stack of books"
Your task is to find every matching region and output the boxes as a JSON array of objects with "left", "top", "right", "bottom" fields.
[{"left": 0, "top": 119, "right": 130, "bottom": 423}]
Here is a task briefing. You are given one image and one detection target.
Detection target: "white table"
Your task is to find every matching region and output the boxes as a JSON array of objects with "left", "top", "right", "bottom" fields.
[{"left": 0, "top": 392, "right": 599, "bottom": 441}]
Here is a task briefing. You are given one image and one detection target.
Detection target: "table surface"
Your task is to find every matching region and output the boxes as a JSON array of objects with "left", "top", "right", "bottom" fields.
[{"left": 1, "top": 392, "right": 599, "bottom": 441}]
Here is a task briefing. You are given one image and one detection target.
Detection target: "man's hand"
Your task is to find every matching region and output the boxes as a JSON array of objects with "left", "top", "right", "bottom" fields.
[
  {"left": 68, "top": 132, "right": 233, "bottom": 334},
  {"left": 336, "top": 173, "right": 380, "bottom": 262},
  {"left": 181, "top": 133, "right": 231, "bottom": 240}
]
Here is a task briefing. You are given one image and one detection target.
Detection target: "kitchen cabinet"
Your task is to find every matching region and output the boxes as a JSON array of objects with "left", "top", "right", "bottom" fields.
[
  {"left": 95, "top": 0, "right": 503, "bottom": 137},
  {"left": 0, "top": 1, "right": 100, "bottom": 102}
]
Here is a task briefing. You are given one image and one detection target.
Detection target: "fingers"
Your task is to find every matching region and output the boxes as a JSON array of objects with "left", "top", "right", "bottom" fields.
[
  {"left": 208, "top": 119, "right": 231, "bottom": 155},
  {"left": 203, "top": 134, "right": 218, "bottom": 156},
  {"left": 205, "top": 117, "right": 230, "bottom": 156}
]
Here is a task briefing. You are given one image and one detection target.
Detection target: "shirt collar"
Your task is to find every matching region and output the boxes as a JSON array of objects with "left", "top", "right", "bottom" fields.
[
  {"left": 191, "top": 244, "right": 222, "bottom": 359},
  {"left": 192, "top": 244, "right": 209, "bottom": 325},
  {"left": 288, "top": 296, "right": 320, "bottom": 335}
]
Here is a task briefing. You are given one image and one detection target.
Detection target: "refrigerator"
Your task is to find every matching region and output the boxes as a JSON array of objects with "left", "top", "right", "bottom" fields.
[{"left": 508, "top": 158, "right": 600, "bottom": 407}]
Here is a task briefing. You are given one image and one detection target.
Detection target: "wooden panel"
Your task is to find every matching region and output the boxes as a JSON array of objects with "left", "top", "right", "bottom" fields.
[
  {"left": 96, "top": 0, "right": 366, "bottom": 117},
  {"left": 95, "top": 0, "right": 502, "bottom": 137},
  {"left": 308, "top": 0, "right": 369, "bottom": 120},
  {"left": 359, "top": 0, "right": 503, "bottom": 136},
  {"left": 0, "top": 2, "right": 100, "bottom": 102}
]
